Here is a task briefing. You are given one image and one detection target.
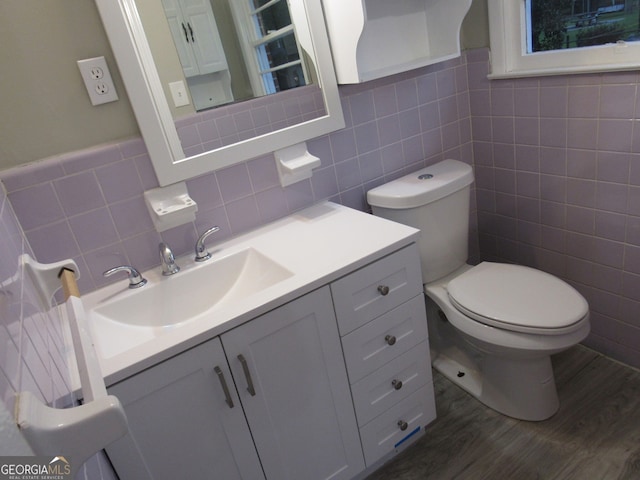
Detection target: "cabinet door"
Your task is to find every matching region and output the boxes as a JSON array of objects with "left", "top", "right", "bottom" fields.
[
  {"left": 161, "top": 0, "right": 200, "bottom": 77},
  {"left": 106, "top": 337, "right": 264, "bottom": 480},
  {"left": 222, "top": 286, "right": 365, "bottom": 480},
  {"left": 182, "top": 0, "right": 229, "bottom": 74}
]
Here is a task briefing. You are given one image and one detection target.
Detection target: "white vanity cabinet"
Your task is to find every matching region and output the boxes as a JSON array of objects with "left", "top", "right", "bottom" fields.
[
  {"left": 331, "top": 244, "right": 437, "bottom": 466},
  {"left": 105, "top": 286, "right": 364, "bottom": 480},
  {"left": 100, "top": 226, "right": 436, "bottom": 479}
]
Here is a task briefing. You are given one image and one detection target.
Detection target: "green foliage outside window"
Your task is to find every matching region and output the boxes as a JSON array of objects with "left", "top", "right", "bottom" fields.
[
  {"left": 531, "top": 0, "right": 573, "bottom": 51},
  {"left": 531, "top": 0, "right": 639, "bottom": 52},
  {"left": 576, "top": 23, "right": 626, "bottom": 46}
]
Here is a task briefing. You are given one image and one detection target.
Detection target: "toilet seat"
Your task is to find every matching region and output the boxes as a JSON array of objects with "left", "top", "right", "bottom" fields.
[{"left": 447, "top": 262, "right": 589, "bottom": 335}]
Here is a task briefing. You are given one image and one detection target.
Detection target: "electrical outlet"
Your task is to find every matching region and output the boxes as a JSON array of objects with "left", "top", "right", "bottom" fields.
[
  {"left": 95, "top": 82, "right": 109, "bottom": 95},
  {"left": 90, "top": 67, "right": 103, "bottom": 80},
  {"left": 77, "top": 56, "right": 119, "bottom": 106}
]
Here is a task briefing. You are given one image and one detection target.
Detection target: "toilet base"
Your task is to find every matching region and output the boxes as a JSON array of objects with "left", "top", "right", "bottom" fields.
[
  {"left": 432, "top": 346, "right": 559, "bottom": 421},
  {"left": 426, "top": 296, "right": 561, "bottom": 421}
]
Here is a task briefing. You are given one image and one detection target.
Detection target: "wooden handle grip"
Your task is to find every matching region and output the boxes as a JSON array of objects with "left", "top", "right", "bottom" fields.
[{"left": 58, "top": 267, "right": 80, "bottom": 300}]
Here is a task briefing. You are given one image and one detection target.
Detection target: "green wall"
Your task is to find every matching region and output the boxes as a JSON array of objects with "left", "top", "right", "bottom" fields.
[{"left": 0, "top": 0, "right": 489, "bottom": 171}]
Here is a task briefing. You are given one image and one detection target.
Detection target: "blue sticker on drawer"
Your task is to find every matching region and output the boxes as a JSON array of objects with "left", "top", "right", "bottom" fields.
[{"left": 394, "top": 425, "right": 421, "bottom": 448}]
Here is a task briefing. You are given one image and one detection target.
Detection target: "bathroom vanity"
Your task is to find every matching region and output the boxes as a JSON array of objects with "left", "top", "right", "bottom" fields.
[{"left": 79, "top": 202, "right": 436, "bottom": 479}]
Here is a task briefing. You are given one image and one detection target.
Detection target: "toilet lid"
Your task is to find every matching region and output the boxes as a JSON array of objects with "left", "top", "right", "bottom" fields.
[{"left": 447, "top": 262, "right": 589, "bottom": 334}]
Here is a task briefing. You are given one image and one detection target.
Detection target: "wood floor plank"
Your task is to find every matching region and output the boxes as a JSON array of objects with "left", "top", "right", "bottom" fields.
[{"left": 551, "top": 344, "right": 599, "bottom": 388}]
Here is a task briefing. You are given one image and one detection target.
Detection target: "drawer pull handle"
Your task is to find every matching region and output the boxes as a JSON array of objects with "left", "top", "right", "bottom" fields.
[
  {"left": 398, "top": 420, "right": 408, "bottom": 431},
  {"left": 214, "top": 366, "right": 234, "bottom": 408},
  {"left": 385, "top": 334, "right": 397, "bottom": 346},
  {"left": 392, "top": 379, "right": 403, "bottom": 390},
  {"left": 377, "top": 285, "right": 390, "bottom": 296},
  {"left": 238, "top": 354, "right": 256, "bottom": 396}
]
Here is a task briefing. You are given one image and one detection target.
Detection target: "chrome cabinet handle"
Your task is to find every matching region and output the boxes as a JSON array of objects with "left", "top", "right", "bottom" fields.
[
  {"left": 377, "top": 285, "right": 390, "bottom": 296},
  {"left": 214, "top": 366, "right": 234, "bottom": 408},
  {"left": 385, "top": 334, "right": 397, "bottom": 346},
  {"left": 392, "top": 379, "right": 403, "bottom": 390},
  {"left": 398, "top": 420, "right": 408, "bottom": 431},
  {"left": 238, "top": 354, "right": 256, "bottom": 396}
]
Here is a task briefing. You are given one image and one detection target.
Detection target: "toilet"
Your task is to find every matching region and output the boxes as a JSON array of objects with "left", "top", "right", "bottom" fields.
[{"left": 367, "top": 159, "right": 590, "bottom": 421}]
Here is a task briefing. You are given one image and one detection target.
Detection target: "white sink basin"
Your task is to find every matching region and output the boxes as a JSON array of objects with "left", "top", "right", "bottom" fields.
[
  {"left": 75, "top": 202, "right": 420, "bottom": 383},
  {"left": 90, "top": 248, "right": 293, "bottom": 328}
]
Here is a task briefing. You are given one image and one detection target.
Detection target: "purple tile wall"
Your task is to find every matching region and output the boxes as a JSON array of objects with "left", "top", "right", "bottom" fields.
[
  {"left": 3, "top": 47, "right": 639, "bottom": 372},
  {"left": 469, "top": 49, "right": 640, "bottom": 369},
  {"left": 176, "top": 85, "right": 327, "bottom": 155},
  {"left": 0, "top": 56, "right": 474, "bottom": 296},
  {"left": 0, "top": 185, "right": 117, "bottom": 477}
]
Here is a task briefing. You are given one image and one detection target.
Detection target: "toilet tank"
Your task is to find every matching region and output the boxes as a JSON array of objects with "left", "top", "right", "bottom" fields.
[{"left": 367, "top": 159, "right": 474, "bottom": 283}]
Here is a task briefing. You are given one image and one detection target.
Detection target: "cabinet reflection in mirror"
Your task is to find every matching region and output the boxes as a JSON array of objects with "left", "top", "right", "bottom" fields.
[
  {"left": 139, "top": 0, "right": 318, "bottom": 113},
  {"left": 96, "top": 0, "right": 343, "bottom": 186}
]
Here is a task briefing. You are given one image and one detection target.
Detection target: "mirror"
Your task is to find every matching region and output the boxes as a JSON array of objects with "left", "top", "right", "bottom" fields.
[
  {"left": 95, "top": 0, "right": 344, "bottom": 186},
  {"left": 138, "top": 0, "right": 318, "bottom": 114}
]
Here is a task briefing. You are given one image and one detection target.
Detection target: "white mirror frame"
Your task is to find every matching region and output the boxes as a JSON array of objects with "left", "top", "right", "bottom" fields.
[{"left": 95, "top": 0, "right": 344, "bottom": 186}]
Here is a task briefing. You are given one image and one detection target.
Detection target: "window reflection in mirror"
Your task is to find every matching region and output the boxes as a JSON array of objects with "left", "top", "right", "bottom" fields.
[
  {"left": 248, "top": 0, "right": 308, "bottom": 94},
  {"left": 138, "top": 0, "right": 316, "bottom": 115}
]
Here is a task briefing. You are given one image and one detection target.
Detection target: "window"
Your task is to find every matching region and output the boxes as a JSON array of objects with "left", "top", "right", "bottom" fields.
[
  {"left": 232, "top": 0, "right": 308, "bottom": 95},
  {"left": 488, "top": 0, "right": 640, "bottom": 78}
]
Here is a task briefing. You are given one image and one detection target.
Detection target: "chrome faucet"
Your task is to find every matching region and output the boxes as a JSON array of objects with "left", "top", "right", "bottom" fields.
[
  {"left": 103, "top": 265, "right": 147, "bottom": 288},
  {"left": 159, "top": 242, "right": 180, "bottom": 276},
  {"left": 194, "top": 226, "right": 220, "bottom": 262}
]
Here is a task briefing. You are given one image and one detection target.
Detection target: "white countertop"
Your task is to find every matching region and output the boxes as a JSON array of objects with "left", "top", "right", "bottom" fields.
[{"left": 78, "top": 202, "right": 419, "bottom": 386}]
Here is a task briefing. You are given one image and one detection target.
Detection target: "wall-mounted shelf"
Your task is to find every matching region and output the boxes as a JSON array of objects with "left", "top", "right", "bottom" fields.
[
  {"left": 322, "top": 0, "right": 472, "bottom": 84},
  {"left": 144, "top": 182, "right": 198, "bottom": 232}
]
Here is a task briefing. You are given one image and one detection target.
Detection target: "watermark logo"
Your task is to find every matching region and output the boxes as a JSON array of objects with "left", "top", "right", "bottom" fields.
[{"left": 0, "top": 456, "right": 72, "bottom": 480}]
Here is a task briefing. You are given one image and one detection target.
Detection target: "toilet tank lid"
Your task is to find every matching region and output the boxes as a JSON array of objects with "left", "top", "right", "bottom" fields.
[{"left": 367, "top": 159, "right": 474, "bottom": 209}]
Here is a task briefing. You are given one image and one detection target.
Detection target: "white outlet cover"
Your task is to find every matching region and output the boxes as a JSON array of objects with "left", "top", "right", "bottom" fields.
[
  {"left": 169, "top": 81, "right": 190, "bottom": 107},
  {"left": 77, "top": 56, "right": 119, "bottom": 106}
]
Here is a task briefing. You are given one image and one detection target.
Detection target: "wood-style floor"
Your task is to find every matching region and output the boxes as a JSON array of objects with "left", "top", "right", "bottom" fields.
[{"left": 366, "top": 345, "right": 640, "bottom": 480}]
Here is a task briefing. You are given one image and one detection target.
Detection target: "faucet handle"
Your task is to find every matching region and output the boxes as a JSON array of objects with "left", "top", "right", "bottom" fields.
[
  {"left": 195, "top": 226, "right": 221, "bottom": 262},
  {"left": 103, "top": 265, "right": 147, "bottom": 289}
]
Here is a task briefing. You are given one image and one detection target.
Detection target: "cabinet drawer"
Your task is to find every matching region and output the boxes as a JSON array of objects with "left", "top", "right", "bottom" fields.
[
  {"left": 359, "top": 385, "right": 436, "bottom": 467},
  {"left": 331, "top": 244, "right": 422, "bottom": 335},
  {"left": 351, "top": 342, "right": 432, "bottom": 426},
  {"left": 342, "top": 294, "right": 427, "bottom": 383}
]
